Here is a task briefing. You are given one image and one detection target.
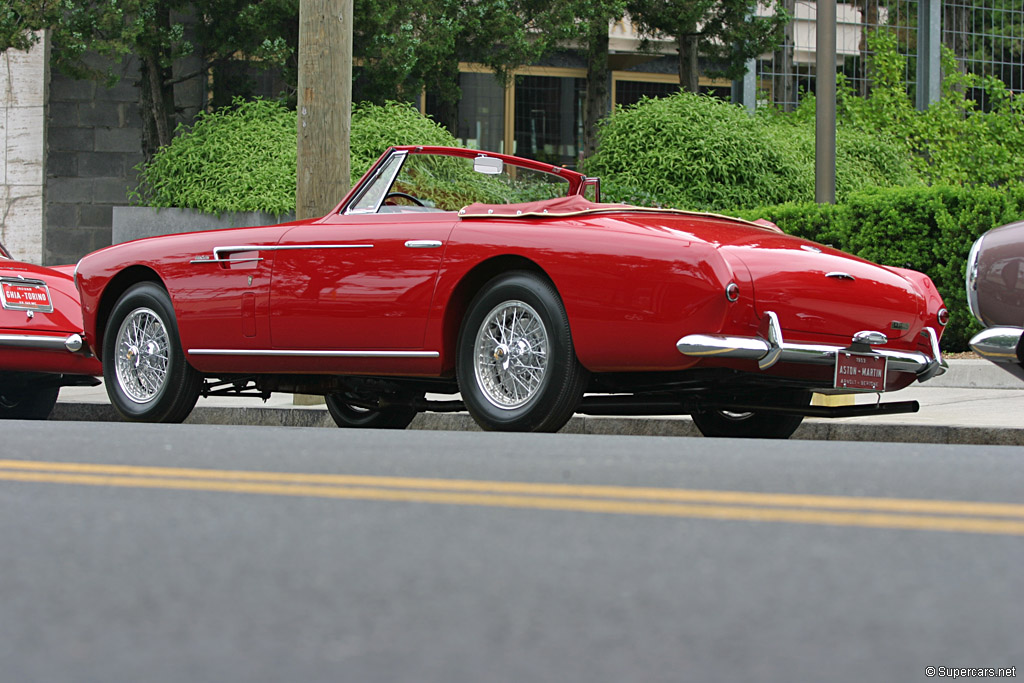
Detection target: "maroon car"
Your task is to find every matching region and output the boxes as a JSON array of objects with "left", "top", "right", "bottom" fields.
[
  {"left": 0, "top": 242, "right": 101, "bottom": 419},
  {"left": 967, "top": 219, "right": 1024, "bottom": 380}
]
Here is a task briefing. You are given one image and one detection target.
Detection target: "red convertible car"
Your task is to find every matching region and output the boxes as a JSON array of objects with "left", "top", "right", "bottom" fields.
[
  {"left": 74, "top": 146, "right": 948, "bottom": 437},
  {"left": 1, "top": 241, "right": 101, "bottom": 419}
]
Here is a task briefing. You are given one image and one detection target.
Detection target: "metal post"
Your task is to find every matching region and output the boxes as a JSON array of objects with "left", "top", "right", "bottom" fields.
[
  {"left": 732, "top": 59, "right": 758, "bottom": 114},
  {"left": 815, "top": 0, "right": 836, "bottom": 204},
  {"left": 916, "top": 0, "right": 941, "bottom": 110}
]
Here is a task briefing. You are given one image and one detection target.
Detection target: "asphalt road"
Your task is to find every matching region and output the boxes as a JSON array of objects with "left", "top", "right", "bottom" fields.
[{"left": 1, "top": 421, "right": 1022, "bottom": 683}]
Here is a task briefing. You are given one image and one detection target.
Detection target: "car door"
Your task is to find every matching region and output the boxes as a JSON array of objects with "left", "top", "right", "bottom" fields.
[
  {"left": 268, "top": 212, "right": 456, "bottom": 351},
  {"left": 171, "top": 226, "right": 288, "bottom": 352}
]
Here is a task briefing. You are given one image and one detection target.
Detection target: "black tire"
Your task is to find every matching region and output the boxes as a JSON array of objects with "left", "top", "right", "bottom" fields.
[
  {"left": 325, "top": 393, "right": 419, "bottom": 429},
  {"left": 456, "top": 271, "right": 587, "bottom": 432},
  {"left": 102, "top": 282, "right": 201, "bottom": 423},
  {"left": 0, "top": 383, "right": 59, "bottom": 419},
  {"left": 691, "top": 391, "right": 811, "bottom": 439}
]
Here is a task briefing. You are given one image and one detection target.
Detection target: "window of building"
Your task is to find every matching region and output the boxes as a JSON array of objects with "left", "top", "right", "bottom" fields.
[
  {"left": 512, "top": 75, "right": 586, "bottom": 168},
  {"left": 614, "top": 79, "right": 679, "bottom": 107},
  {"left": 455, "top": 72, "right": 506, "bottom": 153}
]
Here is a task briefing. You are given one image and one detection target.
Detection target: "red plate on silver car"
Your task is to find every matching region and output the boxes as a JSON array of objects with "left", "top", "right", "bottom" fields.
[
  {"left": 834, "top": 351, "right": 887, "bottom": 392},
  {"left": 0, "top": 278, "right": 54, "bottom": 312}
]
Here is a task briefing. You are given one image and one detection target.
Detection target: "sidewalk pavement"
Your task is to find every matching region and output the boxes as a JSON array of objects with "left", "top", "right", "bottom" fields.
[{"left": 52, "top": 359, "right": 1024, "bottom": 446}]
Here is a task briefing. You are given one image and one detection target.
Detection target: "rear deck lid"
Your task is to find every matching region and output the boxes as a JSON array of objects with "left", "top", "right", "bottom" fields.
[{"left": 725, "top": 239, "right": 924, "bottom": 342}]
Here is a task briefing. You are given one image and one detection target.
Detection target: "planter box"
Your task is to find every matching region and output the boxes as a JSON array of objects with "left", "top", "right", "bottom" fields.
[{"left": 112, "top": 206, "right": 294, "bottom": 245}]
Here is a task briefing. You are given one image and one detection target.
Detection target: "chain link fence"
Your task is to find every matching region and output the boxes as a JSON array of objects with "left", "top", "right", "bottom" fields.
[{"left": 753, "top": 0, "right": 1023, "bottom": 111}]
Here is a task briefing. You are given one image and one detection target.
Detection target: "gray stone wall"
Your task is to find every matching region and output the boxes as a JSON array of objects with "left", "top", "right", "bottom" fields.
[
  {"left": 43, "top": 57, "right": 145, "bottom": 265},
  {"left": 1, "top": 33, "right": 47, "bottom": 264}
]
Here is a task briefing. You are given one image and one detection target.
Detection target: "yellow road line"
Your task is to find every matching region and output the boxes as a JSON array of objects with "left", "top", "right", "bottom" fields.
[
  {"left": 0, "top": 459, "right": 1021, "bottom": 519},
  {"left": 0, "top": 460, "right": 1022, "bottom": 536}
]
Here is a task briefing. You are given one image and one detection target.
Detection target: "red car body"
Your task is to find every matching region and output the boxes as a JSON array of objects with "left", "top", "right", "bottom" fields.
[
  {"left": 74, "top": 146, "right": 948, "bottom": 436},
  {"left": 0, "top": 243, "right": 102, "bottom": 418}
]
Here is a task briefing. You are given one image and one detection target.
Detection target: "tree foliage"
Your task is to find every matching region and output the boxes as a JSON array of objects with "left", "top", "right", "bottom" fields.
[
  {"left": 627, "top": 0, "right": 788, "bottom": 92},
  {"left": 1, "top": 0, "right": 299, "bottom": 159}
]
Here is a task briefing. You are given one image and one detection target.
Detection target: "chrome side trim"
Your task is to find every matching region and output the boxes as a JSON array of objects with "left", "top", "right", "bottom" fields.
[
  {"left": 211, "top": 244, "right": 373, "bottom": 258},
  {"left": 969, "top": 326, "right": 1023, "bottom": 362},
  {"left": 965, "top": 235, "right": 984, "bottom": 324},
  {"left": 187, "top": 349, "right": 440, "bottom": 358},
  {"left": 825, "top": 272, "right": 855, "bottom": 281},
  {"left": 190, "top": 257, "right": 265, "bottom": 265},
  {"left": 0, "top": 332, "right": 85, "bottom": 353},
  {"left": 677, "top": 311, "right": 947, "bottom": 380}
]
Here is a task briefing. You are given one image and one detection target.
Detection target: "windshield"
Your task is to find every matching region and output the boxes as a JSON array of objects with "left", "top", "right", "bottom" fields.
[{"left": 346, "top": 149, "right": 573, "bottom": 214}]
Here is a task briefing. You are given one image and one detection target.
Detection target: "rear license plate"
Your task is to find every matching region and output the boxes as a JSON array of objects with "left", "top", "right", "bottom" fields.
[
  {"left": 834, "top": 352, "right": 887, "bottom": 392},
  {"left": 1, "top": 279, "right": 53, "bottom": 312}
]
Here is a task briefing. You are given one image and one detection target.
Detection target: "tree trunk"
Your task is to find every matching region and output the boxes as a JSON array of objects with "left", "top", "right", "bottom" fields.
[
  {"left": 138, "top": 7, "right": 175, "bottom": 162},
  {"left": 583, "top": 19, "right": 610, "bottom": 161},
  {"left": 678, "top": 33, "right": 700, "bottom": 93}
]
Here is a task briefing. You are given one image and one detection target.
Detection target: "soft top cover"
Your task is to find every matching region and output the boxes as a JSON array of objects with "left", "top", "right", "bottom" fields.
[{"left": 457, "top": 195, "right": 782, "bottom": 233}]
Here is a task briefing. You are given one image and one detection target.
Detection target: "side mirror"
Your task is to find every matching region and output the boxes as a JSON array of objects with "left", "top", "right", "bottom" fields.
[{"left": 473, "top": 156, "right": 503, "bottom": 175}]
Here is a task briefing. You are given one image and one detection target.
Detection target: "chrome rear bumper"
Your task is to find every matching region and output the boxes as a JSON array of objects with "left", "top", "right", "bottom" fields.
[
  {"left": 677, "top": 312, "right": 946, "bottom": 381},
  {"left": 969, "top": 327, "right": 1024, "bottom": 363},
  {"left": 0, "top": 332, "right": 85, "bottom": 353}
]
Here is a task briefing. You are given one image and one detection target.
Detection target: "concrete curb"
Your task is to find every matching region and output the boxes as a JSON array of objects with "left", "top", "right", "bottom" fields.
[{"left": 49, "top": 401, "right": 1024, "bottom": 446}]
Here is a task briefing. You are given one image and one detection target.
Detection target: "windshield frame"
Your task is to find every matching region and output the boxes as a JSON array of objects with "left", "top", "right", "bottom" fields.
[{"left": 338, "top": 146, "right": 588, "bottom": 216}]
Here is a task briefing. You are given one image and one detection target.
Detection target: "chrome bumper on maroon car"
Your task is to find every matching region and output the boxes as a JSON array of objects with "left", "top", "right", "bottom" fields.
[
  {"left": 968, "top": 327, "right": 1024, "bottom": 380},
  {"left": 677, "top": 311, "right": 946, "bottom": 381},
  {"left": 0, "top": 333, "right": 85, "bottom": 353}
]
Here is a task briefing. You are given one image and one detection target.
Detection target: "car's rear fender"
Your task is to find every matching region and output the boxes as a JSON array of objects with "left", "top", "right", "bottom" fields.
[{"left": 437, "top": 255, "right": 554, "bottom": 375}]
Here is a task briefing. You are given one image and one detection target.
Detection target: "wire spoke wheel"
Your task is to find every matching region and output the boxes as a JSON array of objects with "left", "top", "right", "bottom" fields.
[
  {"left": 114, "top": 307, "right": 171, "bottom": 404},
  {"left": 457, "top": 271, "right": 586, "bottom": 432},
  {"left": 473, "top": 301, "right": 549, "bottom": 410},
  {"left": 103, "top": 282, "right": 201, "bottom": 423}
]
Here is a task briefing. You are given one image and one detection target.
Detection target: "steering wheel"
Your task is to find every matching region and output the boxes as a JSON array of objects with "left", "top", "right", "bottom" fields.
[{"left": 384, "top": 192, "right": 425, "bottom": 206}]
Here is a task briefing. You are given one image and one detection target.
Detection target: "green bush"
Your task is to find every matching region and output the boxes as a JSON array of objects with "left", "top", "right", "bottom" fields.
[
  {"left": 131, "top": 98, "right": 297, "bottom": 215},
  {"left": 838, "top": 29, "right": 1024, "bottom": 188},
  {"left": 132, "top": 99, "right": 460, "bottom": 215},
  {"left": 584, "top": 91, "right": 920, "bottom": 212},
  {"left": 739, "top": 184, "right": 1024, "bottom": 351},
  {"left": 348, "top": 100, "right": 462, "bottom": 184}
]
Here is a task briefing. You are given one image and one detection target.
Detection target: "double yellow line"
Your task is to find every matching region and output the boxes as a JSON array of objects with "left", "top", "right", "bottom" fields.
[{"left": 1, "top": 458, "right": 1022, "bottom": 536}]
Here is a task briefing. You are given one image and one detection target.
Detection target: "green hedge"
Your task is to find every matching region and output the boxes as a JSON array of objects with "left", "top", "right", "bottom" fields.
[
  {"left": 132, "top": 99, "right": 460, "bottom": 215},
  {"left": 584, "top": 91, "right": 920, "bottom": 212},
  {"left": 738, "top": 184, "right": 1024, "bottom": 351}
]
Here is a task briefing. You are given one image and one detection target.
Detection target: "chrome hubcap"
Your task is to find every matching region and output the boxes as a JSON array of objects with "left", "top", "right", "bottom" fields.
[
  {"left": 114, "top": 307, "right": 170, "bottom": 404},
  {"left": 474, "top": 301, "right": 548, "bottom": 409}
]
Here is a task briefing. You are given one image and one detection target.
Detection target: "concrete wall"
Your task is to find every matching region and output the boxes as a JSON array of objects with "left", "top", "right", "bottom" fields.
[
  {"left": 44, "top": 56, "right": 145, "bottom": 266},
  {"left": 0, "top": 33, "right": 48, "bottom": 264}
]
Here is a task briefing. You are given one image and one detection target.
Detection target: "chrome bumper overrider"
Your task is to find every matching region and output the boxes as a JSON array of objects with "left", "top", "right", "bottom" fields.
[
  {"left": 677, "top": 312, "right": 946, "bottom": 381},
  {"left": 969, "top": 327, "right": 1024, "bottom": 364},
  {"left": 0, "top": 333, "right": 85, "bottom": 353}
]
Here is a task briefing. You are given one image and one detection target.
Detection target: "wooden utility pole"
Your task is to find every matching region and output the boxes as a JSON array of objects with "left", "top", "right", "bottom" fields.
[
  {"left": 297, "top": 0, "right": 353, "bottom": 219},
  {"left": 295, "top": 0, "right": 352, "bottom": 406},
  {"left": 815, "top": 0, "right": 836, "bottom": 204}
]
